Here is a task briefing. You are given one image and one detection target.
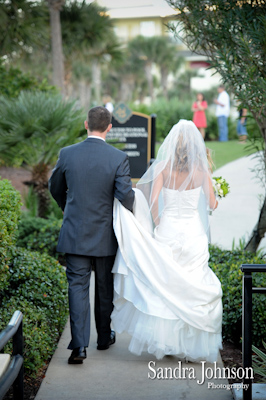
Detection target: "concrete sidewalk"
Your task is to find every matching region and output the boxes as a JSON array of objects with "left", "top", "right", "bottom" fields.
[
  {"left": 210, "top": 152, "right": 265, "bottom": 250},
  {"left": 35, "top": 273, "right": 233, "bottom": 400},
  {"left": 36, "top": 154, "right": 263, "bottom": 400}
]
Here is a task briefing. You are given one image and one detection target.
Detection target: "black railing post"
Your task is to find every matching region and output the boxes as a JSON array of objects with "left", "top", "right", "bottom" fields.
[
  {"left": 242, "top": 271, "right": 252, "bottom": 400},
  {"left": 150, "top": 113, "right": 156, "bottom": 160},
  {"left": 12, "top": 320, "right": 24, "bottom": 400}
]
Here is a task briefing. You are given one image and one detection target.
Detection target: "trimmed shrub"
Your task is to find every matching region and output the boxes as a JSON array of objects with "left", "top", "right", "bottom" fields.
[
  {"left": 209, "top": 245, "right": 266, "bottom": 346},
  {"left": 0, "top": 64, "right": 57, "bottom": 98},
  {"left": 205, "top": 113, "right": 238, "bottom": 141},
  {"left": 131, "top": 97, "right": 238, "bottom": 141},
  {"left": 0, "top": 178, "right": 67, "bottom": 377},
  {"left": 17, "top": 216, "right": 62, "bottom": 260},
  {"left": 0, "top": 177, "right": 21, "bottom": 292},
  {"left": 0, "top": 247, "right": 68, "bottom": 376},
  {"left": 131, "top": 97, "right": 192, "bottom": 141}
]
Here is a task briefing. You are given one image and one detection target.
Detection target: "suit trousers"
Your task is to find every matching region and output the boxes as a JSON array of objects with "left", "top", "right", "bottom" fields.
[{"left": 66, "top": 253, "right": 115, "bottom": 350}]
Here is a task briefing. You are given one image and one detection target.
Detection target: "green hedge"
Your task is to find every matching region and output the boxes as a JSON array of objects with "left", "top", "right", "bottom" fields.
[
  {"left": 131, "top": 97, "right": 238, "bottom": 141},
  {"left": 209, "top": 245, "right": 266, "bottom": 346},
  {"left": 0, "top": 247, "right": 68, "bottom": 376},
  {"left": 0, "top": 177, "right": 21, "bottom": 292},
  {"left": 17, "top": 216, "right": 62, "bottom": 260},
  {"left": 0, "top": 64, "right": 57, "bottom": 98},
  {"left": 205, "top": 113, "right": 238, "bottom": 141},
  {"left": 0, "top": 178, "right": 68, "bottom": 377}
]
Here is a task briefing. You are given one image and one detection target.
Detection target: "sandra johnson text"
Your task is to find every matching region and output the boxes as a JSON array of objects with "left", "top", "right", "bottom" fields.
[{"left": 148, "top": 361, "right": 254, "bottom": 384}]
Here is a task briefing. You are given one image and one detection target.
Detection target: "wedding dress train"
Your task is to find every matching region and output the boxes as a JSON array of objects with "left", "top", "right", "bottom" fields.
[{"left": 111, "top": 188, "right": 223, "bottom": 362}]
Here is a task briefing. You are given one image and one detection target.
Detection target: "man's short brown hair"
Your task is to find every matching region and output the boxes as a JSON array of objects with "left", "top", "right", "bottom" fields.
[{"left": 87, "top": 106, "right": 111, "bottom": 133}]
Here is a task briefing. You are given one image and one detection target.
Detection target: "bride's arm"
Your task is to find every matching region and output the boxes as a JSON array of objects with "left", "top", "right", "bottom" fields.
[
  {"left": 150, "top": 172, "right": 163, "bottom": 226},
  {"left": 205, "top": 175, "right": 218, "bottom": 210},
  {"left": 201, "top": 173, "right": 218, "bottom": 210}
]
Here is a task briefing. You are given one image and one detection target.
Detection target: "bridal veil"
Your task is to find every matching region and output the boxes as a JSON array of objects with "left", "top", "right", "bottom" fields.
[{"left": 136, "top": 119, "right": 212, "bottom": 238}]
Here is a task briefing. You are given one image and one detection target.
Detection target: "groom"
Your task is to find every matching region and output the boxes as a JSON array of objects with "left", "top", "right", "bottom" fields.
[{"left": 49, "top": 106, "right": 135, "bottom": 364}]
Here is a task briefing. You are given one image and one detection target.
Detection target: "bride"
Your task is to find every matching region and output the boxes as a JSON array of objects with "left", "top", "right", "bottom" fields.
[{"left": 111, "top": 120, "right": 223, "bottom": 362}]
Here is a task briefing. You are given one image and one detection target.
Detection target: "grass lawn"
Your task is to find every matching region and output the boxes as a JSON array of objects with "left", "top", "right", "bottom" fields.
[
  {"left": 155, "top": 140, "right": 261, "bottom": 171},
  {"left": 205, "top": 140, "right": 260, "bottom": 170}
]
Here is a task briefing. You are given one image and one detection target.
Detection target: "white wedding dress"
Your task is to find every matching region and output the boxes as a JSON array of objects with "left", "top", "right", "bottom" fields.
[{"left": 111, "top": 187, "right": 223, "bottom": 362}]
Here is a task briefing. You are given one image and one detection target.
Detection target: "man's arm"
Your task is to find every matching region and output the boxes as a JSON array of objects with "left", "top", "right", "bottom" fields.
[
  {"left": 48, "top": 150, "right": 67, "bottom": 211},
  {"left": 114, "top": 156, "right": 135, "bottom": 211}
]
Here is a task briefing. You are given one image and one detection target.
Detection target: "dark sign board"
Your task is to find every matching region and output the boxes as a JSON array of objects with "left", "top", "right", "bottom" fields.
[{"left": 107, "top": 103, "right": 151, "bottom": 179}]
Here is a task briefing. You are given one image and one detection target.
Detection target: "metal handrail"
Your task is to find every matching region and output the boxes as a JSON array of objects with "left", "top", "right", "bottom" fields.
[
  {"left": 0, "top": 311, "right": 23, "bottom": 350},
  {"left": 0, "top": 356, "right": 23, "bottom": 400},
  {"left": 0, "top": 310, "right": 24, "bottom": 400},
  {"left": 241, "top": 264, "right": 266, "bottom": 400}
]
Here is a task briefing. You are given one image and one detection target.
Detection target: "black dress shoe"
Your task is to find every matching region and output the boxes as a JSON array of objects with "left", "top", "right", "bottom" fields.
[
  {"left": 68, "top": 347, "right": 87, "bottom": 364},
  {"left": 97, "top": 330, "right": 116, "bottom": 350}
]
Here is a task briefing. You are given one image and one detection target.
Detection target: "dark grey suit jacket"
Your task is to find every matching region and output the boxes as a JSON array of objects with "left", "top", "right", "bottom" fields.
[{"left": 49, "top": 137, "right": 135, "bottom": 257}]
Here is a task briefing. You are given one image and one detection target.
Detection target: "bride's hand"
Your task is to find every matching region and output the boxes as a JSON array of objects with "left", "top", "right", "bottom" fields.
[{"left": 211, "top": 199, "right": 218, "bottom": 210}]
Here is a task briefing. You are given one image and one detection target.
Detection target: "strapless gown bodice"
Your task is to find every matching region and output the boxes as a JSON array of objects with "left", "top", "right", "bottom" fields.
[{"left": 162, "top": 186, "right": 201, "bottom": 217}]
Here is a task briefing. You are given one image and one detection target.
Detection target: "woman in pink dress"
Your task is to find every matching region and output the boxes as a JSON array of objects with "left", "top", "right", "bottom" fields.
[{"left": 192, "top": 93, "right": 208, "bottom": 139}]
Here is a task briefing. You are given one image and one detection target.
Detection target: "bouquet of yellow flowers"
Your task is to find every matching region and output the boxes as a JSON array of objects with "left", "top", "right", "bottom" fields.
[{"left": 212, "top": 177, "right": 230, "bottom": 199}]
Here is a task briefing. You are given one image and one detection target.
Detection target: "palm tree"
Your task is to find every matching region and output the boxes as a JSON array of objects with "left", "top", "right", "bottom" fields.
[
  {"left": 89, "top": 35, "right": 123, "bottom": 104},
  {"left": 128, "top": 36, "right": 158, "bottom": 102},
  {"left": 61, "top": 1, "right": 122, "bottom": 105},
  {"left": 152, "top": 36, "right": 184, "bottom": 99},
  {"left": 128, "top": 36, "right": 184, "bottom": 101},
  {"left": 46, "top": 0, "right": 65, "bottom": 96},
  {"left": 0, "top": 0, "right": 47, "bottom": 58},
  {"left": 0, "top": 91, "right": 83, "bottom": 217},
  {"left": 106, "top": 48, "right": 147, "bottom": 103}
]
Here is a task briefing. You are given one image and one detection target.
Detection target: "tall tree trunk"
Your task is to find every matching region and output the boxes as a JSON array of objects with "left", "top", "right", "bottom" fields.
[
  {"left": 245, "top": 194, "right": 266, "bottom": 253},
  {"left": 144, "top": 62, "right": 154, "bottom": 102},
  {"left": 79, "top": 80, "right": 91, "bottom": 109},
  {"left": 48, "top": 0, "right": 65, "bottom": 97},
  {"left": 32, "top": 163, "right": 50, "bottom": 218},
  {"left": 160, "top": 66, "right": 168, "bottom": 100},
  {"left": 245, "top": 117, "right": 266, "bottom": 252},
  {"left": 120, "top": 76, "right": 134, "bottom": 103},
  {"left": 24, "top": 163, "right": 50, "bottom": 218},
  {"left": 92, "top": 60, "right": 102, "bottom": 105}
]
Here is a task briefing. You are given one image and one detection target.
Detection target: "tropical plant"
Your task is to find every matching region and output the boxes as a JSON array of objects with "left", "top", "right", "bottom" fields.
[
  {"left": 167, "top": 0, "right": 266, "bottom": 252},
  {"left": 0, "top": 91, "right": 84, "bottom": 217},
  {"left": 252, "top": 341, "right": 266, "bottom": 383},
  {"left": 0, "top": 0, "right": 47, "bottom": 58}
]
